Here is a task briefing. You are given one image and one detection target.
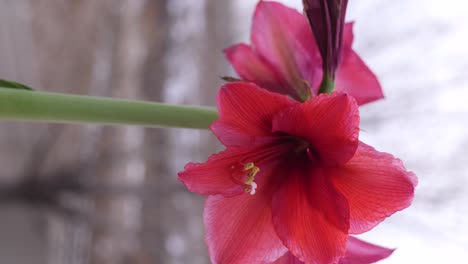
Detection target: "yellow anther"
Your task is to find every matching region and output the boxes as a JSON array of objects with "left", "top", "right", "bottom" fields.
[
  {"left": 244, "top": 164, "right": 260, "bottom": 183},
  {"left": 245, "top": 178, "right": 254, "bottom": 185},
  {"left": 243, "top": 162, "right": 255, "bottom": 170},
  {"left": 241, "top": 162, "right": 260, "bottom": 195},
  {"left": 251, "top": 167, "right": 259, "bottom": 175}
]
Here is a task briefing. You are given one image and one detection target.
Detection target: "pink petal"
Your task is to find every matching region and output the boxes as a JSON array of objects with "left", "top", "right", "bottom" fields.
[
  {"left": 250, "top": 1, "right": 322, "bottom": 100},
  {"left": 339, "top": 237, "right": 394, "bottom": 264},
  {"left": 342, "top": 23, "right": 355, "bottom": 51},
  {"left": 272, "top": 92, "right": 360, "bottom": 165},
  {"left": 336, "top": 24, "right": 384, "bottom": 105},
  {"left": 224, "top": 44, "right": 292, "bottom": 96},
  {"left": 178, "top": 148, "right": 247, "bottom": 197},
  {"left": 332, "top": 142, "right": 417, "bottom": 234},
  {"left": 211, "top": 82, "right": 295, "bottom": 147},
  {"left": 204, "top": 193, "right": 287, "bottom": 264},
  {"left": 271, "top": 252, "right": 304, "bottom": 264},
  {"left": 271, "top": 237, "right": 393, "bottom": 264},
  {"left": 272, "top": 164, "right": 349, "bottom": 264}
]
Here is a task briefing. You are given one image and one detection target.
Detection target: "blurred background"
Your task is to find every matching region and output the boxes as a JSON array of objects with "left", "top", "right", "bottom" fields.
[{"left": 0, "top": 0, "right": 466, "bottom": 263}]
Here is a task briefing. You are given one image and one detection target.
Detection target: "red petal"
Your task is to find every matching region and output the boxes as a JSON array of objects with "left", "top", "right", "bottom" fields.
[
  {"left": 224, "top": 44, "right": 292, "bottom": 96},
  {"left": 336, "top": 24, "right": 384, "bottom": 105},
  {"left": 272, "top": 92, "right": 360, "bottom": 165},
  {"left": 332, "top": 142, "right": 417, "bottom": 233},
  {"left": 211, "top": 82, "right": 295, "bottom": 147},
  {"left": 339, "top": 237, "right": 394, "bottom": 264},
  {"left": 250, "top": 1, "right": 322, "bottom": 100},
  {"left": 204, "top": 193, "right": 287, "bottom": 264},
  {"left": 178, "top": 148, "right": 247, "bottom": 197},
  {"left": 272, "top": 164, "right": 349, "bottom": 264},
  {"left": 270, "top": 237, "right": 393, "bottom": 264},
  {"left": 271, "top": 252, "right": 304, "bottom": 264}
]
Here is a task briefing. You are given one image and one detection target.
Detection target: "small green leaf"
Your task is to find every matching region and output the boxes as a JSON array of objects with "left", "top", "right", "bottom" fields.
[
  {"left": 0, "top": 79, "right": 34, "bottom": 91},
  {"left": 220, "top": 76, "right": 243, "bottom": 82}
]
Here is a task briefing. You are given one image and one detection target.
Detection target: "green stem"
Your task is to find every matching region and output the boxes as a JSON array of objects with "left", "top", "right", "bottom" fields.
[
  {"left": 0, "top": 88, "right": 218, "bottom": 129},
  {"left": 318, "top": 73, "right": 335, "bottom": 94}
]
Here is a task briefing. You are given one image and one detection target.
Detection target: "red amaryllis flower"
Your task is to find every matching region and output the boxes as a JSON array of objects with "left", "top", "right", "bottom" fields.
[
  {"left": 178, "top": 82, "right": 416, "bottom": 264},
  {"left": 225, "top": 1, "right": 383, "bottom": 105},
  {"left": 274, "top": 237, "right": 394, "bottom": 264}
]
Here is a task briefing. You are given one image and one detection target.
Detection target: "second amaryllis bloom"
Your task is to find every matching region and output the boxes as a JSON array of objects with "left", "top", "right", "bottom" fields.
[
  {"left": 178, "top": 82, "right": 416, "bottom": 264},
  {"left": 225, "top": 1, "right": 383, "bottom": 104}
]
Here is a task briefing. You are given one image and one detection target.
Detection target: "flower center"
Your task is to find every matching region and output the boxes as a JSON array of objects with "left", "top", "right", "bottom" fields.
[
  {"left": 294, "top": 137, "right": 310, "bottom": 153},
  {"left": 287, "top": 136, "right": 319, "bottom": 162}
]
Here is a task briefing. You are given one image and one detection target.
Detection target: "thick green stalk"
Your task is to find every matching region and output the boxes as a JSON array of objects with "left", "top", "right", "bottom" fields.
[{"left": 0, "top": 88, "right": 218, "bottom": 129}]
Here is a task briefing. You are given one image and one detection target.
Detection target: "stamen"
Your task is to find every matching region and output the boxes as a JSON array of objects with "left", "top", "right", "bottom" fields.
[
  {"left": 244, "top": 162, "right": 255, "bottom": 170},
  {"left": 242, "top": 162, "right": 260, "bottom": 195}
]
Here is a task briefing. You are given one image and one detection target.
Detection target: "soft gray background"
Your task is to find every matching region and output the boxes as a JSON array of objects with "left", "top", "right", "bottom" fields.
[{"left": 0, "top": 0, "right": 466, "bottom": 263}]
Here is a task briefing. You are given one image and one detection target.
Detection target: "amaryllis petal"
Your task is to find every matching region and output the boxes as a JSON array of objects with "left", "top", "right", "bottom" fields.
[
  {"left": 272, "top": 164, "right": 349, "bottom": 264},
  {"left": 224, "top": 44, "right": 291, "bottom": 96},
  {"left": 250, "top": 1, "right": 321, "bottom": 101},
  {"left": 340, "top": 237, "right": 394, "bottom": 264},
  {"left": 204, "top": 193, "right": 287, "bottom": 264},
  {"left": 178, "top": 148, "right": 248, "bottom": 197},
  {"left": 211, "top": 82, "right": 295, "bottom": 147},
  {"left": 335, "top": 23, "right": 383, "bottom": 105},
  {"left": 271, "top": 237, "right": 393, "bottom": 264},
  {"left": 341, "top": 22, "right": 355, "bottom": 51},
  {"left": 336, "top": 50, "right": 384, "bottom": 105},
  {"left": 272, "top": 92, "right": 359, "bottom": 165},
  {"left": 332, "top": 142, "right": 417, "bottom": 234},
  {"left": 271, "top": 252, "right": 304, "bottom": 264}
]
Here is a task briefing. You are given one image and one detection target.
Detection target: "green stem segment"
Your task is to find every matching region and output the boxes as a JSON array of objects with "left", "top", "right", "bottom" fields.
[
  {"left": 317, "top": 73, "right": 335, "bottom": 95},
  {"left": 0, "top": 88, "right": 218, "bottom": 129}
]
